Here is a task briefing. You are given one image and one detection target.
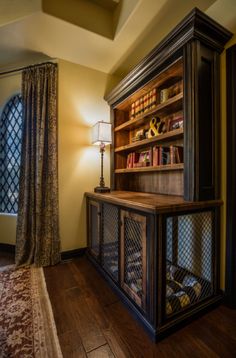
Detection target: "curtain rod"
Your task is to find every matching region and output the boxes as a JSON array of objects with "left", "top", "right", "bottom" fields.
[{"left": 0, "top": 59, "right": 58, "bottom": 76}]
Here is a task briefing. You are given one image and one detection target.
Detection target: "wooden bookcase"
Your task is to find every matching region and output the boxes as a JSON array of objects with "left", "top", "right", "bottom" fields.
[
  {"left": 85, "top": 8, "right": 232, "bottom": 341},
  {"left": 106, "top": 9, "right": 231, "bottom": 202}
]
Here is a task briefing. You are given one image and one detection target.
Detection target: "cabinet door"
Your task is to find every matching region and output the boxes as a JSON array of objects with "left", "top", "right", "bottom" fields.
[
  {"left": 87, "top": 200, "right": 101, "bottom": 260},
  {"left": 101, "top": 203, "right": 119, "bottom": 282},
  {"left": 120, "top": 210, "right": 147, "bottom": 310}
]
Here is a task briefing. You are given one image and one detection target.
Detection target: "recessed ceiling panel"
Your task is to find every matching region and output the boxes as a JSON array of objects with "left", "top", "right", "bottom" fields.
[{"left": 91, "top": 0, "right": 120, "bottom": 11}]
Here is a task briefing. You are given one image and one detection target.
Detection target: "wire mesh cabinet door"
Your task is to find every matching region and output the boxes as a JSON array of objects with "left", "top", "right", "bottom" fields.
[
  {"left": 165, "top": 209, "right": 215, "bottom": 319},
  {"left": 101, "top": 203, "right": 119, "bottom": 282},
  {"left": 120, "top": 210, "right": 147, "bottom": 310},
  {"left": 87, "top": 199, "right": 101, "bottom": 261}
]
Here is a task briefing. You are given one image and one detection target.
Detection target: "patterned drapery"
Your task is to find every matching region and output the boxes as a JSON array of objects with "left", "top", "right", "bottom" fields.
[{"left": 15, "top": 63, "right": 61, "bottom": 267}]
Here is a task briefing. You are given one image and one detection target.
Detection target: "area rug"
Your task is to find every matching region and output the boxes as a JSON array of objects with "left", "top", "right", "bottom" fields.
[{"left": 0, "top": 265, "right": 62, "bottom": 358}]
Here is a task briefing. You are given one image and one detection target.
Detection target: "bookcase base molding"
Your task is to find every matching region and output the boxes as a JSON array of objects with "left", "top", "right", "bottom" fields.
[{"left": 86, "top": 192, "right": 222, "bottom": 341}]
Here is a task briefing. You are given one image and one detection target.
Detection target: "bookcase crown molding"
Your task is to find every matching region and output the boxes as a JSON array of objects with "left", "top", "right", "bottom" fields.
[{"left": 105, "top": 7, "right": 232, "bottom": 107}]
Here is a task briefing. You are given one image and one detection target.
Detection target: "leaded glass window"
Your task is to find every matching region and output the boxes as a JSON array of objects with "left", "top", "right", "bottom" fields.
[{"left": 0, "top": 94, "right": 23, "bottom": 214}]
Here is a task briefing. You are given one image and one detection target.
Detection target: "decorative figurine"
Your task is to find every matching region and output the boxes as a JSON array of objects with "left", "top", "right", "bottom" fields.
[{"left": 147, "top": 117, "right": 161, "bottom": 138}]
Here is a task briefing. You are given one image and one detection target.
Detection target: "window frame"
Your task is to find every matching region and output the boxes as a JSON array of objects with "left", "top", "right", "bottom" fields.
[{"left": 0, "top": 93, "right": 23, "bottom": 214}]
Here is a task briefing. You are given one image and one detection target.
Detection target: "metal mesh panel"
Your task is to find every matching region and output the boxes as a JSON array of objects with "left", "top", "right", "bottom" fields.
[
  {"left": 0, "top": 94, "right": 23, "bottom": 213},
  {"left": 90, "top": 204, "right": 100, "bottom": 258},
  {"left": 165, "top": 211, "right": 213, "bottom": 317},
  {"left": 123, "top": 216, "right": 143, "bottom": 300},
  {"left": 101, "top": 203, "right": 119, "bottom": 281},
  {"left": 166, "top": 217, "right": 173, "bottom": 262}
]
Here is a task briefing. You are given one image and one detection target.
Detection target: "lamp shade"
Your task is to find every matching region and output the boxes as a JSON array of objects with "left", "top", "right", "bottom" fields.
[{"left": 92, "top": 121, "right": 112, "bottom": 145}]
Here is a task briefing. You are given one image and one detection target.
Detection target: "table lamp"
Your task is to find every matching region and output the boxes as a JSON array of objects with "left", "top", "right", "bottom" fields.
[{"left": 92, "top": 121, "right": 112, "bottom": 193}]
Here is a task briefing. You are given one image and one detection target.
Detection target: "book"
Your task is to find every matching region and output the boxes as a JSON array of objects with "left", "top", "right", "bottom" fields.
[
  {"left": 126, "top": 153, "right": 131, "bottom": 168},
  {"left": 174, "top": 146, "right": 184, "bottom": 163},
  {"left": 159, "top": 146, "right": 163, "bottom": 165},
  {"left": 133, "top": 152, "right": 141, "bottom": 167},
  {"left": 163, "top": 147, "right": 171, "bottom": 165},
  {"left": 152, "top": 146, "right": 159, "bottom": 166},
  {"left": 170, "top": 145, "right": 174, "bottom": 164}
]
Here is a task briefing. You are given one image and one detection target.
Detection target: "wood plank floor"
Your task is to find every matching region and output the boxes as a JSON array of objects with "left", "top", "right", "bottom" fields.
[
  {"left": 1, "top": 252, "right": 236, "bottom": 357},
  {"left": 0, "top": 251, "right": 15, "bottom": 266}
]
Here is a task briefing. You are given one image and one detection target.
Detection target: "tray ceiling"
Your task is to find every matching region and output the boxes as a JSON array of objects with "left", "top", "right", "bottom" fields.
[{"left": 0, "top": 0, "right": 235, "bottom": 76}]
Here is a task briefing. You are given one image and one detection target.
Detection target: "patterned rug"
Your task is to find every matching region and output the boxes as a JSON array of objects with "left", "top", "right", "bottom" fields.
[{"left": 0, "top": 265, "right": 62, "bottom": 358}]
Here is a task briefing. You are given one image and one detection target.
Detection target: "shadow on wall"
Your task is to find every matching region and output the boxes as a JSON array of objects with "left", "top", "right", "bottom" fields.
[
  {"left": 104, "top": 73, "right": 123, "bottom": 98},
  {"left": 111, "top": 0, "right": 216, "bottom": 77},
  {"left": 0, "top": 51, "right": 53, "bottom": 73}
]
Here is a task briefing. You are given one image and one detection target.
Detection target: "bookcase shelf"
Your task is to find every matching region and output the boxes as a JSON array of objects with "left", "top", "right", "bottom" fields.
[
  {"left": 115, "top": 128, "right": 183, "bottom": 153},
  {"left": 115, "top": 163, "right": 184, "bottom": 174},
  {"left": 114, "top": 92, "right": 183, "bottom": 132}
]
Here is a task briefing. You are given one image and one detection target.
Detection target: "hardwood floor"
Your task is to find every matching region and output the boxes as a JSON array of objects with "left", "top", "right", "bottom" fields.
[
  {"left": 0, "top": 251, "right": 15, "bottom": 266},
  {"left": 1, "top": 252, "right": 236, "bottom": 357},
  {"left": 43, "top": 257, "right": 236, "bottom": 358}
]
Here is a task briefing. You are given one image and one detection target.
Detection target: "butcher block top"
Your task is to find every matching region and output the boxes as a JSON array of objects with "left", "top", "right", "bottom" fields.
[{"left": 85, "top": 191, "right": 222, "bottom": 214}]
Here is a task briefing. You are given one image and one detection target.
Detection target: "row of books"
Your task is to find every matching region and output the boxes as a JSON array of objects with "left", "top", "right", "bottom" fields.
[
  {"left": 126, "top": 145, "right": 183, "bottom": 168},
  {"left": 129, "top": 80, "right": 183, "bottom": 120},
  {"left": 130, "top": 89, "right": 157, "bottom": 119},
  {"left": 153, "top": 145, "right": 183, "bottom": 166},
  {"left": 127, "top": 150, "right": 151, "bottom": 168}
]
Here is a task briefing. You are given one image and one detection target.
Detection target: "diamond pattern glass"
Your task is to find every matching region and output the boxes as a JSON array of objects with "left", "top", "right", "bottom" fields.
[
  {"left": 165, "top": 211, "right": 213, "bottom": 316},
  {"left": 0, "top": 94, "right": 23, "bottom": 214}
]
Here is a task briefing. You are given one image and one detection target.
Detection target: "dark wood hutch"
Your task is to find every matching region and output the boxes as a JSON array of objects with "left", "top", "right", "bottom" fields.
[{"left": 85, "top": 8, "right": 232, "bottom": 340}]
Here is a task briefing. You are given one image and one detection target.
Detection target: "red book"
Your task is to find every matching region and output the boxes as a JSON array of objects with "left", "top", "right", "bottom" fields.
[
  {"left": 174, "top": 146, "right": 184, "bottom": 163},
  {"left": 127, "top": 153, "right": 130, "bottom": 168},
  {"left": 159, "top": 146, "right": 163, "bottom": 165},
  {"left": 152, "top": 146, "right": 159, "bottom": 166},
  {"left": 170, "top": 145, "right": 174, "bottom": 164}
]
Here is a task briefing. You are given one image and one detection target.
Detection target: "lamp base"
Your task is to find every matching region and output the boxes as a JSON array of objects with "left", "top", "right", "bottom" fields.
[{"left": 94, "top": 186, "right": 111, "bottom": 193}]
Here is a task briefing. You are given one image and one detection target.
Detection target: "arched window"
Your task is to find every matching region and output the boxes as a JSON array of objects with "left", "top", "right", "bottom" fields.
[{"left": 0, "top": 94, "right": 23, "bottom": 214}]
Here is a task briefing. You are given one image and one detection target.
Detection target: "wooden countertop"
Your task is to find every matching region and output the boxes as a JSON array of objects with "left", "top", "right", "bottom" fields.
[{"left": 85, "top": 191, "right": 222, "bottom": 214}]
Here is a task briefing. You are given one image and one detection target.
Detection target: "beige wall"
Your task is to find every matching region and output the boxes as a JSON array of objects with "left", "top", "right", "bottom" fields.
[
  {"left": 0, "top": 62, "right": 118, "bottom": 252},
  {"left": 0, "top": 33, "right": 234, "bottom": 282},
  {"left": 58, "top": 60, "right": 118, "bottom": 251},
  {"left": 0, "top": 72, "right": 21, "bottom": 245},
  {"left": 0, "top": 72, "right": 21, "bottom": 113},
  {"left": 220, "top": 33, "right": 236, "bottom": 288}
]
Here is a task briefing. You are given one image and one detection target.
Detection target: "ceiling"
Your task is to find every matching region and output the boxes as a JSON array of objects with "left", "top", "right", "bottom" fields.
[{"left": 0, "top": 0, "right": 235, "bottom": 77}]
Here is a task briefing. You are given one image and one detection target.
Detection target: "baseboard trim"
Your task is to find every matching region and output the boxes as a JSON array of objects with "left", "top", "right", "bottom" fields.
[
  {"left": 0, "top": 243, "right": 15, "bottom": 253},
  {"left": 61, "top": 248, "right": 86, "bottom": 261},
  {"left": 0, "top": 244, "right": 86, "bottom": 262}
]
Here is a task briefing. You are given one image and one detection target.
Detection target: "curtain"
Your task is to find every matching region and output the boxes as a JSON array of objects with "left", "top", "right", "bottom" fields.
[{"left": 15, "top": 63, "right": 61, "bottom": 267}]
